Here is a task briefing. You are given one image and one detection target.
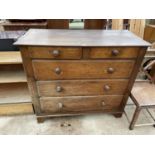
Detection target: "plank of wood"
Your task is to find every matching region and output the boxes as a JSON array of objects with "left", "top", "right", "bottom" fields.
[
  {"left": 112, "top": 19, "right": 123, "bottom": 30},
  {"left": 47, "top": 19, "right": 69, "bottom": 29},
  {"left": 32, "top": 60, "right": 135, "bottom": 80},
  {"left": 84, "top": 19, "right": 107, "bottom": 29},
  {"left": 37, "top": 79, "right": 129, "bottom": 97},
  {"left": 40, "top": 95, "right": 123, "bottom": 113},
  {"left": 139, "top": 20, "right": 145, "bottom": 38},
  {"left": 88, "top": 47, "right": 140, "bottom": 59},
  {"left": 3, "top": 21, "right": 47, "bottom": 31},
  {"left": 144, "top": 24, "right": 155, "bottom": 43},
  {"left": 0, "top": 69, "right": 27, "bottom": 83},
  {"left": 129, "top": 19, "right": 145, "bottom": 38},
  {"left": 0, "top": 52, "right": 22, "bottom": 64},
  {"left": 0, "top": 103, "right": 33, "bottom": 115},
  {"left": 14, "top": 29, "right": 150, "bottom": 47},
  {"left": 20, "top": 46, "right": 41, "bottom": 114},
  {"left": 129, "top": 19, "right": 135, "bottom": 32},
  {"left": 0, "top": 83, "right": 31, "bottom": 104},
  {"left": 135, "top": 20, "right": 141, "bottom": 36}
]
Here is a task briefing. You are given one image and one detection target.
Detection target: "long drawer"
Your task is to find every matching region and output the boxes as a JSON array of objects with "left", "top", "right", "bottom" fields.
[
  {"left": 29, "top": 47, "right": 82, "bottom": 59},
  {"left": 88, "top": 47, "right": 140, "bottom": 59},
  {"left": 32, "top": 60, "right": 135, "bottom": 80},
  {"left": 40, "top": 95, "right": 123, "bottom": 113},
  {"left": 37, "top": 79, "right": 129, "bottom": 97}
]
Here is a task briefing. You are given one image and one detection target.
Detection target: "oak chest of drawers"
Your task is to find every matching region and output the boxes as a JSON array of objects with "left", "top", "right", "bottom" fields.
[{"left": 15, "top": 29, "right": 150, "bottom": 123}]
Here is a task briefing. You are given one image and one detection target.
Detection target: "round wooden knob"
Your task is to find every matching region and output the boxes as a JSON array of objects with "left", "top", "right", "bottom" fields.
[
  {"left": 56, "top": 86, "right": 63, "bottom": 92},
  {"left": 55, "top": 67, "right": 61, "bottom": 74},
  {"left": 111, "top": 49, "right": 120, "bottom": 56},
  {"left": 58, "top": 102, "right": 63, "bottom": 109},
  {"left": 104, "top": 85, "right": 110, "bottom": 91},
  {"left": 101, "top": 101, "right": 106, "bottom": 106},
  {"left": 52, "top": 50, "right": 60, "bottom": 57},
  {"left": 107, "top": 67, "right": 115, "bottom": 74}
]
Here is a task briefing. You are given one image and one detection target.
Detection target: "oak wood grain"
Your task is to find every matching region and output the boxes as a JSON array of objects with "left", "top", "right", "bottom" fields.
[
  {"left": 88, "top": 47, "right": 140, "bottom": 59},
  {"left": 32, "top": 60, "right": 135, "bottom": 80},
  {"left": 14, "top": 29, "right": 150, "bottom": 47},
  {"left": 20, "top": 47, "right": 41, "bottom": 114},
  {"left": 0, "top": 103, "right": 33, "bottom": 116},
  {"left": 37, "top": 79, "right": 129, "bottom": 97},
  {"left": 47, "top": 19, "right": 69, "bottom": 29},
  {"left": 40, "top": 95, "right": 123, "bottom": 113},
  {"left": 0, "top": 52, "right": 22, "bottom": 64},
  {"left": 16, "top": 30, "right": 150, "bottom": 121},
  {"left": 29, "top": 46, "right": 82, "bottom": 59}
]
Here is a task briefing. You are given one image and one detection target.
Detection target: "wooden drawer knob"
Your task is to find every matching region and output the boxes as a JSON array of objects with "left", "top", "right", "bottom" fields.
[
  {"left": 56, "top": 86, "right": 63, "bottom": 92},
  {"left": 101, "top": 101, "right": 106, "bottom": 106},
  {"left": 111, "top": 49, "right": 120, "bottom": 56},
  {"left": 107, "top": 67, "right": 115, "bottom": 74},
  {"left": 58, "top": 102, "right": 63, "bottom": 109},
  {"left": 104, "top": 85, "right": 110, "bottom": 91},
  {"left": 52, "top": 50, "right": 60, "bottom": 57},
  {"left": 55, "top": 67, "right": 61, "bottom": 74}
]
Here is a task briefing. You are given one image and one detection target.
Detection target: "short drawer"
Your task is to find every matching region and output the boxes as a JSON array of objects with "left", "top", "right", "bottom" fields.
[
  {"left": 32, "top": 60, "right": 135, "bottom": 80},
  {"left": 37, "top": 79, "right": 129, "bottom": 97},
  {"left": 40, "top": 95, "right": 123, "bottom": 113},
  {"left": 88, "top": 47, "right": 140, "bottom": 59},
  {"left": 28, "top": 47, "right": 82, "bottom": 59}
]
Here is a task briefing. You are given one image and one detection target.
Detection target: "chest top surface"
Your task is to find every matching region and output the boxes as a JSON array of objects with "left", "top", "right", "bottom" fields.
[{"left": 14, "top": 29, "right": 150, "bottom": 47}]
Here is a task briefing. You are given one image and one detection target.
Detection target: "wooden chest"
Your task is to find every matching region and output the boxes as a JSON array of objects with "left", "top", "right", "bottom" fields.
[{"left": 14, "top": 29, "right": 150, "bottom": 123}]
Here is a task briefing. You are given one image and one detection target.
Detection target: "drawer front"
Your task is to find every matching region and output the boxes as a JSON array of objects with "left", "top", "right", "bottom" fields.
[
  {"left": 29, "top": 47, "right": 82, "bottom": 59},
  {"left": 40, "top": 95, "right": 123, "bottom": 113},
  {"left": 37, "top": 79, "right": 129, "bottom": 97},
  {"left": 32, "top": 60, "right": 135, "bottom": 80},
  {"left": 88, "top": 47, "right": 140, "bottom": 59}
]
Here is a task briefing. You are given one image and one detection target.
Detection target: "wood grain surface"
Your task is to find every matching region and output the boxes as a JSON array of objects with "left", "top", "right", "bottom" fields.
[
  {"left": 29, "top": 47, "right": 82, "bottom": 59},
  {"left": 32, "top": 60, "right": 135, "bottom": 80},
  {"left": 40, "top": 95, "right": 123, "bottom": 113},
  {"left": 16, "top": 30, "right": 150, "bottom": 121},
  {"left": 88, "top": 47, "right": 140, "bottom": 59},
  {"left": 37, "top": 79, "right": 128, "bottom": 96},
  {"left": 14, "top": 29, "right": 150, "bottom": 47}
]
